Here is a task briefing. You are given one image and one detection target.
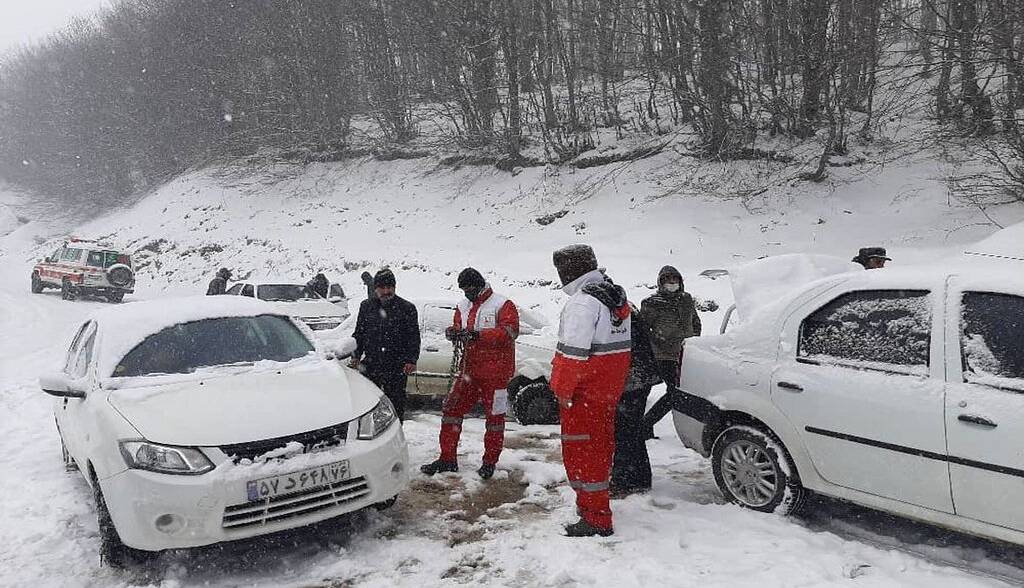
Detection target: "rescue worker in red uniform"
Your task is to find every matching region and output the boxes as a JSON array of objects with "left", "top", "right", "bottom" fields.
[
  {"left": 421, "top": 268, "right": 520, "bottom": 480},
  {"left": 550, "top": 245, "right": 631, "bottom": 537}
]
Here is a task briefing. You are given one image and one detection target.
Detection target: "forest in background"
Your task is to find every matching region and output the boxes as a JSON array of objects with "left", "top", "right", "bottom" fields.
[{"left": 0, "top": 0, "right": 1021, "bottom": 207}]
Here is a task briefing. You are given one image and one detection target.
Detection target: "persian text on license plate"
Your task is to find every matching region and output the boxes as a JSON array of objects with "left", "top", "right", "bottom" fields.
[{"left": 246, "top": 460, "right": 349, "bottom": 502}]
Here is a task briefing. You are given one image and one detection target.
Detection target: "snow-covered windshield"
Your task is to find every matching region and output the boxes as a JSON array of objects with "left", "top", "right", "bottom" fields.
[
  {"left": 962, "top": 292, "right": 1024, "bottom": 387},
  {"left": 257, "top": 284, "right": 318, "bottom": 302},
  {"left": 798, "top": 290, "right": 931, "bottom": 367},
  {"left": 113, "top": 315, "right": 314, "bottom": 377}
]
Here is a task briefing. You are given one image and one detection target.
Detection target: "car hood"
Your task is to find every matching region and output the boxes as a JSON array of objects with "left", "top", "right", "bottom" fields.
[
  {"left": 106, "top": 362, "right": 380, "bottom": 446},
  {"left": 261, "top": 299, "right": 344, "bottom": 319}
]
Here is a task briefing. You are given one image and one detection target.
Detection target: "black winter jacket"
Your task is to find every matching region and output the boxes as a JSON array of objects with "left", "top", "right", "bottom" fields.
[
  {"left": 352, "top": 296, "right": 420, "bottom": 373},
  {"left": 207, "top": 276, "right": 227, "bottom": 295}
]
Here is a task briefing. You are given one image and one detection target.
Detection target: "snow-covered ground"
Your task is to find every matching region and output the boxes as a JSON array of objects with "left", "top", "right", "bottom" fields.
[{"left": 3, "top": 147, "right": 1024, "bottom": 587}]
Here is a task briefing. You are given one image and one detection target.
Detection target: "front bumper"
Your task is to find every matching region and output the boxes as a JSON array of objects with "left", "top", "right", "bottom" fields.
[{"left": 100, "top": 422, "right": 408, "bottom": 551}]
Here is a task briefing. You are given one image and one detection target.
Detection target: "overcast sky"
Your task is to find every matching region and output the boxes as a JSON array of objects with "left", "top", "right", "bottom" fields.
[{"left": 0, "top": 0, "right": 110, "bottom": 56}]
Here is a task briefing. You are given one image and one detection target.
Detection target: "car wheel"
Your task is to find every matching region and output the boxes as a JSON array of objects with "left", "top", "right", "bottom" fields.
[
  {"left": 31, "top": 272, "right": 44, "bottom": 293},
  {"left": 711, "top": 425, "right": 804, "bottom": 515},
  {"left": 61, "top": 279, "right": 76, "bottom": 301},
  {"left": 512, "top": 381, "right": 560, "bottom": 425},
  {"left": 93, "top": 475, "right": 155, "bottom": 569},
  {"left": 106, "top": 292, "right": 125, "bottom": 303}
]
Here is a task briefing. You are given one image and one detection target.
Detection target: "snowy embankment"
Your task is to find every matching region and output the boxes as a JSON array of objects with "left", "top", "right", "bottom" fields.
[{"left": 2, "top": 148, "right": 1024, "bottom": 587}]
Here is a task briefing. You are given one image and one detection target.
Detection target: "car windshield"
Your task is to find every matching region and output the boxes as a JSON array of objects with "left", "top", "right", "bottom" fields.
[
  {"left": 113, "top": 315, "right": 314, "bottom": 377},
  {"left": 257, "top": 284, "right": 319, "bottom": 301},
  {"left": 86, "top": 250, "right": 131, "bottom": 268}
]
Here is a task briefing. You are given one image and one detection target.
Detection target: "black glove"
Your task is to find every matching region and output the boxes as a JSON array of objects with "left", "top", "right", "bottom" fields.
[{"left": 445, "top": 327, "right": 460, "bottom": 342}]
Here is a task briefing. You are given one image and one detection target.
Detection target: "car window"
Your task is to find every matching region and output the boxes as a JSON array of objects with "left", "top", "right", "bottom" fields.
[
  {"left": 798, "top": 289, "right": 931, "bottom": 368},
  {"left": 328, "top": 283, "right": 345, "bottom": 299},
  {"left": 258, "top": 284, "right": 317, "bottom": 301},
  {"left": 241, "top": 284, "right": 254, "bottom": 297},
  {"left": 85, "top": 250, "right": 122, "bottom": 268},
  {"left": 422, "top": 304, "right": 456, "bottom": 334},
  {"left": 64, "top": 322, "right": 91, "bottom": 373},
  {"left": 50, "top": 248, "right": 61, "bottom": 262},
  {"left": 71, "top": 330, "right": 97, "bottom": 379},
  {"left": 961, "top": 292, "right": 1024, "bottom": 390},
  {"left": 226, "top": 284, "right": 243, "bottom": 295},
  {"left": 113, "top": 315, "right": 314, "bottom": 377},
  {"left": 61, "top": 248, "right": 82, "bottom": 262}
]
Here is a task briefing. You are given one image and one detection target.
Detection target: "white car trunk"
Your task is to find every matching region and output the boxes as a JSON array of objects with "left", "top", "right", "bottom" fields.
[{"left": 107, "top": 365, "right": 377, "bottom": 446}]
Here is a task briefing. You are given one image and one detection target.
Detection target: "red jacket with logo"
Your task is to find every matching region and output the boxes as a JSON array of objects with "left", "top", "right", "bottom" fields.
[{"left": 452, "top": 288, "right": 519, "bottom": 381}]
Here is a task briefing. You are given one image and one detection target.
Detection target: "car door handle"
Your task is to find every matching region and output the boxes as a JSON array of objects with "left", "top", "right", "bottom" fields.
[
  {"left": 958, "top": 414, "right": 998, "bottom": 428},
  {"left": 425, "top": 346, "right": 439, "bottom": 352},
  {"left": 777, "top": 381, "right": 803, "bottom": 392}
]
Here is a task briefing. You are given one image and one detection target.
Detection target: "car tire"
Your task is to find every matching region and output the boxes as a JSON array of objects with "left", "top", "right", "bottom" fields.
[
  {"left": 31, "top": 272, "right": 44, "bottom": 293},
  {"left": 93, "top": 475, "right": 155, "bottom": 569},
  {"left": 711, "top": 425, "right": 804, "bottom": 515},
  {"left": 512, "top": 381, "right": 560, "bottom": 425},
  {"left": 61, "top": 279, "right": 76, "bottom": 301},
  {"left": 106, "top": 292, "right": 125, "bottom": 303}
]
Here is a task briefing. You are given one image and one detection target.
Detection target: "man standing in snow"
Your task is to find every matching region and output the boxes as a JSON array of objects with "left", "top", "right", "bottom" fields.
[
  {"left": 640, "top": 266, "right": 701, "bottom": 438},
  {"left": 852, "top": 247, "right": 891, "bottom": 269},
  {"left": 306, "top": 272, "right": 329, "bottom": 299},
  {"left": 421, "top": 268, "right": 519, "bottom": 480},
  {"left": 350, "top": 269, "right": 420, "bottom": 421},
  {"left": 206, "top": 267, "right": 232, "bottom": 295},
  {"left": 550, "top": 245, "right": 631, "bottom": 537}
]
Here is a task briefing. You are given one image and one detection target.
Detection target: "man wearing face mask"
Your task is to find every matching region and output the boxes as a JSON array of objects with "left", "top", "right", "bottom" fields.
[
  {"left": 350, "top": 269, "right": 420, "bottom": 421},
  {"left": 550, "top": 245, "right": 631, "bottom": 537},
  {"left": 421, "top": 267, "right": 519, "bottom": 480},
  {"left": 640, "top": 265, "right": 701, "bottom": 438}
]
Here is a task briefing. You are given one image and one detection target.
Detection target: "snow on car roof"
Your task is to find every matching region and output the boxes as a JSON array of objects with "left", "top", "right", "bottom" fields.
[
  {"left": 963, "top": 221, "right": 1024, "bottom": 261},
  {"left": 91, "top": 295, "right": 292, "bottom": 379},
  {"left": 729, "top": 254, "right": 861, "bottom": 319}
]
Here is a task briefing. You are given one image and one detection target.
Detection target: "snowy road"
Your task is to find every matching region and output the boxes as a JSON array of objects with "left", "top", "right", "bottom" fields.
[{"left": 4, "top": 260, "right": 1024, "bottom": 588}]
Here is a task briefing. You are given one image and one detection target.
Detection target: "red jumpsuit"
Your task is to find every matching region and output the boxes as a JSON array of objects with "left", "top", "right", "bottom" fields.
[
  {"left": 439, "top": 288, "right": 519, "bottom": 466},
  {"left": 550, "top": 270, "right": 631, "bottom": 530}
]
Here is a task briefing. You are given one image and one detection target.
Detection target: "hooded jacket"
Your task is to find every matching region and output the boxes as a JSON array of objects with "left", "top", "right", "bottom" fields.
[{"left": 640, "top": 265, "right": 701, "bottom": 361}]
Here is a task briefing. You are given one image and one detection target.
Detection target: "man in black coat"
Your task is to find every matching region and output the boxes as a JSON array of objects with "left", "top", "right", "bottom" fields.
[
  {"left": 350, "top": 269, "right": 420, "bottom": 420},
  {"left": 206, "top": 267, "right": 232, "bottom": 295},
  {"left": 611, "top": 304, "right": 661, "bottom": 497},
  {"left": 306, "top": 272, "right": 329, "bottom": 299}
]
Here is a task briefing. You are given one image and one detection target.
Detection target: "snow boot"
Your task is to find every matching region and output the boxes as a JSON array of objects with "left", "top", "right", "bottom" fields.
[
  {"left": 420, "top": 459, "right": 458, "bottom": 476},
  {"left": 564, "top": 519, "right": 613, "bottom": 537},
  {"left": 477, "top": 463, "right": 495, "bottom": 480}
]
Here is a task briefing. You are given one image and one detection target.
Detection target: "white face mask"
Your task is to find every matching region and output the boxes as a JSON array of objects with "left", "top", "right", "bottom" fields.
[{"left": 663, "top": 282, "right": 680, "bottom": 292}]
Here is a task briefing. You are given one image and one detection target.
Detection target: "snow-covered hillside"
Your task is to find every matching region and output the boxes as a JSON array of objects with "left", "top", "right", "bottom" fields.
[{"left": 2, "top": 148, "right": 1024, "bottom": 588}]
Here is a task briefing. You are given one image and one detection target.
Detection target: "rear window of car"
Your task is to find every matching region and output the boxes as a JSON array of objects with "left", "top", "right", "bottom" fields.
[
  {"left": 86, "top": 250, "right": 128, "bottom": 268},
  {"left": 113, "top": 315, "right": 314, "bottom": 377},
  {"left": 961, "top": 292, "right": 1024, "bottom": 388},
  {"left": 798, "top": 289, "right": 931, "bottom": 369}
]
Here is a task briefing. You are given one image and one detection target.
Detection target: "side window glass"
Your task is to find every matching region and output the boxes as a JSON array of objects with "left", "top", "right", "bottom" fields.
[
  {"left": 962, "top": 292, "right": 1024, "bottom": 389},
  {"left": 798, "top": 290, "right": 931, "bottom": 368},
  {"left": 63, "top": 248, "right": 82, "bottom": 262},
  {"left": 72, "top": 331, "right": 97, "bottom": 379},
  {"left": 241, "top": 284, "right": 254, "bottom": 297},
  {"left": 64, "top": 322, "right": 90, "bottom": 373},
  {"left": 50, "top": 248, "right": 62, "bottom": 262},
  {"left": 329, "top": 283, "right": 345, "bottom": 299},
  {"left": 226, "top": 284, "right": 243, "bottom": 295}
]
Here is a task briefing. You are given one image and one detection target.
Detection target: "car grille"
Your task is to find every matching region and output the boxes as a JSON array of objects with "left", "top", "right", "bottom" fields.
[
  {"left": 300, "top": 317, "right": 342, "bottom": 331},
  {"left": 219, "top": 422, "right": 348, "bottom": 463},
  {"left": 222, "top": 476, "right": 371, "bottom": 530}
]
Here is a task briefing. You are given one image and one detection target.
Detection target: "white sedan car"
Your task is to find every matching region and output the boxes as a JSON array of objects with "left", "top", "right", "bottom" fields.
[
  {"left": 672, "top": 253, "right": 1024, "bottom": 546},
  {"left": 226, "top": 277, "right": 350, "bottom": 332},
  {"left": 42, "top": 296, "right": 407, "bottom": 567}
]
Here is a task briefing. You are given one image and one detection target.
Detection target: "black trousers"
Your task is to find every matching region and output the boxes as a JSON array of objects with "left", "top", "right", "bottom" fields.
[
  {"left": 366, "top": 370, "right": 408, "bottom": 421},
  {"left": 641, "top": 360, "right": 681, "bottom": 433},
  {"left": 612, "top": 385, "right": 653, "bottom": 492}
]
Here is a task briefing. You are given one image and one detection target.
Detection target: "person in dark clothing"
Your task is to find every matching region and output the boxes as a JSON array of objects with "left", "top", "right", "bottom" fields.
[
  {"left": 350, "top": 269, "right": 420, "bottom": 420},
  {"left": 640, "top": 266, "right": 702, "bottom": 438},
  {"left": 852, "top": 247, "right": 891, "bottom": 269},
  {"left": 360, "top": 271, "right": 375, "bottom": 300},
  {"left": 206, "top": 267, "right": 232, "bottom": 295},
  {"left": 611, "top": 304, "right": 661, "bottom": 497},
  {"left": 306, "top": 273, "right": 329, "bottom": 299}
]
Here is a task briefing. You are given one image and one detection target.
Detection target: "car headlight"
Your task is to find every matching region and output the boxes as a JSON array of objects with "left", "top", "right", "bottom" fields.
[
  {"left": 118, "top": 440, "right": 214, "bottom": 475},
  {"left": 357, "top": 396, "right": 397, "bottom": 440}
]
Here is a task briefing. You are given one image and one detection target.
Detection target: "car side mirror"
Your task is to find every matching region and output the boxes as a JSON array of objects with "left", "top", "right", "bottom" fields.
[
  {"left": 323, "top": 337, "right": 358, "bottom": 360},
  {"left": 40, "top": 373, "right": 86, "bottom": 398}
]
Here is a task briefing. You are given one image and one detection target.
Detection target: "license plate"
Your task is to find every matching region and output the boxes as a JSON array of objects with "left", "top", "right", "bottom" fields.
[{"left": 245, "top": 460, "right": 349, "bottom": 502}]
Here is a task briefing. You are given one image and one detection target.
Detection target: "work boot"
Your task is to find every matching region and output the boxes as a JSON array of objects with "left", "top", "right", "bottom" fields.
[
  {"left": 420, "top": 459, "right": 458, "bottom": 476},
  {"left": 564, "top": 519, "right": 614, "bottom": 537},
  {"left": 477, "top": 463, "right": 495, "bottom": 480}
]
